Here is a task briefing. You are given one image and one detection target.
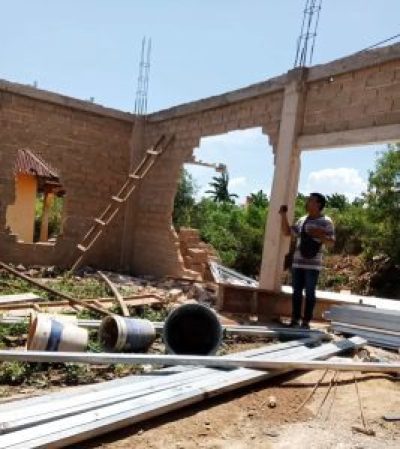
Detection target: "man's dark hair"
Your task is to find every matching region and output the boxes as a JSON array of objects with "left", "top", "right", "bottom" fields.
[{"left": 310, "top": 192, "right": 326, "bottom": 211}]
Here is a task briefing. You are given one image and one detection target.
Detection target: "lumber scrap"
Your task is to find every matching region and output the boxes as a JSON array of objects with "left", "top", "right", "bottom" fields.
[
  {"left": 0, "top": 293, "right": 41, "bottom": 305},
  {"left": 0, "top": 262, "right": 111, "bottom": 316},
  {"left": 0, "top": 337, "right": 365, "bottom": 448},
  {"left": 97, "top": 271, "right": 130, "bottom": 317},
  {"left": 0, "top": 295, "right": 162, "bottom": 311},
  {"left": 1, "top": 338, "right": 399, "bottom": 373}
]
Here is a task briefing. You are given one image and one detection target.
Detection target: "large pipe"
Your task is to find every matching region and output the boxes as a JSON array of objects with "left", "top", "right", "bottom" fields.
[{"left": 163, "top": 303, "right": 223, "bottom": 355}]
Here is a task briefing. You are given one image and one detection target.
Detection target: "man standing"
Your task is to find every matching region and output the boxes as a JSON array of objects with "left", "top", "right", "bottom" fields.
[{"left": 279, "top": 193, "right": 335, "bottom": 328}]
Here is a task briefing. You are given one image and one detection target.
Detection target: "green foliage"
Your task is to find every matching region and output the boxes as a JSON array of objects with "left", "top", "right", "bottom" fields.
[
  {"left": 0, "top": 362, "right": 28, "bottom": 385},
  {"left": 205, "top": 171, "right": 239, "bottom": 203},
  {"left": 190, "top": 199, "right": 266, "bottom": 276},
  {"left": 173, "top": 169, "right": 197, "bottom": 229},
  {"left": 363, "top": 145, "right": 400, "bottom": 263},
  {"left": 34, "top": 194, "right": 65, "bottom": 241},
  {"left": 170, "top": 145, "right": 399, "bottom": 284},
  {"left": 248, "top": 190, "right": 269, "bottom": 208},
  {"left": 326, "top": 193, "right": 349, "bottom": 211}
]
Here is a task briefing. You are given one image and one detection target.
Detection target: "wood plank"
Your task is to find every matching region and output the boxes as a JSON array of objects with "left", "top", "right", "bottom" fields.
[
  {"left": 97, "top": 271, "right": 130, "bottom": 317},
  {"left": 0, "top": 294, "right": 41, "bottom": 305},
  {"left": 0, "top": 262, "right": 111, "bottom": 316}
]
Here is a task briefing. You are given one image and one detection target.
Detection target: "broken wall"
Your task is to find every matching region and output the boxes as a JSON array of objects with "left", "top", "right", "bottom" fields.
[
  {"left": 0, "top": 81, "right": 134, "bottom": 269},
  {"left": 1, "top": 42, "right": 400, "bottom": 277}
]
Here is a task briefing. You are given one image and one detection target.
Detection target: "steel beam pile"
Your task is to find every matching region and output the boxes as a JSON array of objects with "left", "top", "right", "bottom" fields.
[
  {"left": 0, "top": 336, "right": 364, "bottom": 448},
  {"left": 326, "top": 305, "right": 400, "bottom": 350}
]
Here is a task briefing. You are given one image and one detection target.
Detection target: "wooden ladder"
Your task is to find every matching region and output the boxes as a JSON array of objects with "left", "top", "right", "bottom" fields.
[{"left": 71, "top": 134, "right": 175, "bottom": 272}]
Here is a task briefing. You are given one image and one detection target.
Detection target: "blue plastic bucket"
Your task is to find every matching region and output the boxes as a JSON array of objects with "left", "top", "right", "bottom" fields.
[{"left": 99, "top": 316, "right": 156, "bottom": 352}]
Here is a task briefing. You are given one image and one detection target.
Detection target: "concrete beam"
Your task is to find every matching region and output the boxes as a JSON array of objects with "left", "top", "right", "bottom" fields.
[
  {"left": 148, "top": 42, "right": 400, "bottom": 123},
  {"left": 0, "top": 79, "right": 135, "bottom": 123},
  {"left": 298, "top": 124, "right": 400, "bottom": 150}
]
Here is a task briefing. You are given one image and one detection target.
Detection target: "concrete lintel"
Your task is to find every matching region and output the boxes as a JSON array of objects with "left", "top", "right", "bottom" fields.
[
  {"left": 147, "top": 74, "right": 287, "bottom": 123},
  {"left": 148, "top": 42, "right": 400, "bottom": 124},
  {"left": 307, "top": 41, "right": 400, "bottom": 82},
  {"left": 298, "top": 124, "right": 400, "bottom": 150},
  {"left": 0, "top": 79, "right": 135, "bottom": 123}
]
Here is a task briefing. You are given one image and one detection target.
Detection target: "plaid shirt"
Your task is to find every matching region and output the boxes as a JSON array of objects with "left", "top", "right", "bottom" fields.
[{"left": 291, "top": 215, "right": 335, "bottom": 271}]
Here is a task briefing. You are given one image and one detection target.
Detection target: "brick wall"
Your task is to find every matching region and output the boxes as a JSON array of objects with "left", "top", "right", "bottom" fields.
[
  {"left": 1, "top": 42, "right": 399, "bottom": 276},
  {"left": 303, "top": 60, "right": 400, "bottom": 135},
  {"left": 129, "top": 89, "right": 284, "bottom": 277},
  {"left": 0, "top": 87, "right": 133, "bottom": 269}
]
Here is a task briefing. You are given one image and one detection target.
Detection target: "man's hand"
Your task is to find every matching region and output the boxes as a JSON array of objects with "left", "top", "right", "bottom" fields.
[
  {"left": 308, "top": 228, "right": 327, "bottom": 239},
  {"left": 279, "top": 205, "right": 288, "bottom": 215}
]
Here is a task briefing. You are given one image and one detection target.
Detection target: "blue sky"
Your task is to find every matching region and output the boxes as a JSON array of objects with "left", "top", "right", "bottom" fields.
[{"left": 1, "top": 0, "right": 399, "bottom": 202}]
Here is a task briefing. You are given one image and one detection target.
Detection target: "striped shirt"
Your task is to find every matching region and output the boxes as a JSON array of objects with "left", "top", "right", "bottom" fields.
[{"left": 291, "top": 215, "right": 335, "bottom": 271}]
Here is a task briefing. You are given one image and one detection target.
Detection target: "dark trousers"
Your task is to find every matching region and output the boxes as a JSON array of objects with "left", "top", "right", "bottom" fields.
[{"left": 291, "top": 268, "right": 320, "bottom": 323}]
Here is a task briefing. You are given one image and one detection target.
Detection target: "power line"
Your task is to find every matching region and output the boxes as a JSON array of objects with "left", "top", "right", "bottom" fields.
[{"left": 357, "top": 32, "right": 400, "bottom": 53}]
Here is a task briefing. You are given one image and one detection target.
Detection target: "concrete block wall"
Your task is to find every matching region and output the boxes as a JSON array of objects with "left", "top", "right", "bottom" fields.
[
  {"left": 304, "top": 60, "right": 400, "bottom": 135},
  {"left": 129, "top": 89, "right": 285, "bottom": 277},
  {"left": 0, "top": 83, "right": 133, "bottom": 269},
  {"left": 1, "top": 42, "right": 399, "bottom": 277}
]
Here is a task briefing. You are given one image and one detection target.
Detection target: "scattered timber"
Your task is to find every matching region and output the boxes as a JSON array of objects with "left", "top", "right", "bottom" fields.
[
  {"left": 0, "top": 262, "right": 111, "bottom": 316},
  {"left": 97, "top": 271, "right": 130, "bottom": 317},
  {"left": 0, "top": 293, "right": 41, "bottom": 305}
]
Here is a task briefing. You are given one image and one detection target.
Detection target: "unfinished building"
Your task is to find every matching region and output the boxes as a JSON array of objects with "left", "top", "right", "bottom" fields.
[{"left": 1, "top": 42, "right": 400, "bottom": 291}]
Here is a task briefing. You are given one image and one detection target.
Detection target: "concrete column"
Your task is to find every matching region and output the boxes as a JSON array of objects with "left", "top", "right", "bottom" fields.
[
  {"left": 39, "top": 190, "right": 54, "bottom": 242},
  {"left": 120, "top": 117, "right": 145, "bottom": 269},
  {"left": 259, "top": 69, "right": 306, "bottom": 291}
]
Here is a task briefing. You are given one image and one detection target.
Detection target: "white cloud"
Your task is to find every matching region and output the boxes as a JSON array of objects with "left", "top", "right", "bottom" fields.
[
  {"left": 229, "top": 176, "right": 247, "bottom": 188},
  {"left": 303, "top": 168, "right": 367, "bottom": 200}
]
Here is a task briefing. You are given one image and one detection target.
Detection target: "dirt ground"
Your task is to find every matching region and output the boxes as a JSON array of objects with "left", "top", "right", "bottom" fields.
[{"left": 76, "top": 365, "right": 399, "bottom": 449}]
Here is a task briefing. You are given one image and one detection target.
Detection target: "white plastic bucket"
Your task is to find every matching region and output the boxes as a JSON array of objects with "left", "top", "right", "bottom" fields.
[
  {"left": 99, "top": 316, "right": 156, "bottom": 352},
  {"left": 27, "top": 313, "right": 88, "bottom": 352}
]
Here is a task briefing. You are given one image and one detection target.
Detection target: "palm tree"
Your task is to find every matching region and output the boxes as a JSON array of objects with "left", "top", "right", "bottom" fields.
[
  {"left": 206, "top": 171, "right": 239, "bottom": 203},
  {"left": 248, "top": 190, "right": 268, "bottom": 208}
]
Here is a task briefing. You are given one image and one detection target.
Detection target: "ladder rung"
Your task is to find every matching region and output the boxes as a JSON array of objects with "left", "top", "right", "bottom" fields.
[
  {"left": 94, "top": 218, "right": 106, "bottom": 226},
  {"left": 129, "top": 174, "right": 142, "bottom": 180},
  {"left": 77, "top": 244, "right": 87, "bottom": 252},
  {"left": 111, "top": 196, "right": 124, "bottom": 203},
  {"left": 147, "top": 150, "right": 160, "bottom": 156}
]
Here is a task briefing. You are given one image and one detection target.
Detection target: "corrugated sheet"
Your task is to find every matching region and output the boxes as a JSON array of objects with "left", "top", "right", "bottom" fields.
[{"left": 15, "top": 149, "right": 59, "bottom": 179}]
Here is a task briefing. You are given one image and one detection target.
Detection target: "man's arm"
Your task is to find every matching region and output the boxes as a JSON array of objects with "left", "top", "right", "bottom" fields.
[
  {"left": 308, "top": 223, "right": 335, "bottom": 247},
  {"left": 279, "top": 205, "right": 292, "bottom": 237}
]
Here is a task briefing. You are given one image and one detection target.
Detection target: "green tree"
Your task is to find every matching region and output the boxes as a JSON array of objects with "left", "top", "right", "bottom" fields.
[
  {"left": 173, "top": 169, "right": 197, "bottom": 229},
  {"left": 205, "top": 171, "right": 239, "bottom": 203},
  {"left": 248, "top": 190, "right": 269, "bottom": 208},
  {"left": 363, "top": 145, "right": 400, "bottom": 262},
  {"left": 326, "top": 193, "right": 349, "bottom": 211}
]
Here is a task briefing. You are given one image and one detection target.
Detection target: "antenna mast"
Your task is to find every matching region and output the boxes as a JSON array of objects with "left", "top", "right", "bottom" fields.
[
  {"left": 134, "top": 37, "right": 152, "bottom": 115},
  {"left": 294, "top": 0, "right": 322, "bottom": 68}
]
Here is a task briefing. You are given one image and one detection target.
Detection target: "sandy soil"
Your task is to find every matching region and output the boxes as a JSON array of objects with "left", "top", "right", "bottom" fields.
[{"left": 76, "top": 366, "right": 399, "bottom": 449}]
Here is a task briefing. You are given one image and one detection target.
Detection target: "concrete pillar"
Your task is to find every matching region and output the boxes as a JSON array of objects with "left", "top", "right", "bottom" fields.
[
  {"left": 259, "top": 69, "right": 307, "bottom": 291},
  {"left": 120, "top": 117, "right": 145, "bottom": 270},
  {"left": 39, "top": 190, "right": 54, "bottom": 242}
]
